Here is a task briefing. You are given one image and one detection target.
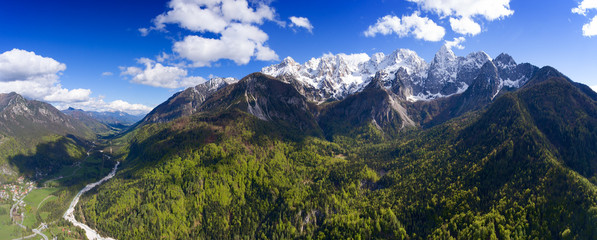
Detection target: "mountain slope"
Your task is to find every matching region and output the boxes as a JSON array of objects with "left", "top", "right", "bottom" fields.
[
  {"left": 199, "top": 73, "right": 319, "bottom": 133},
  {"left": 516, "top": 68, "right": 597, "bottom": 178},
  {"left": 0, "top": 92, "right": 93, "bottom": 177},
  {"left": 318, "top": 76, "right": 415, "bottom": 140},
  {"left": 79, "top": 65, "right": 597, "bottom": 239},
  {"left": 0, "top": 92, "right": 93, "bottom": 139},
  {"left": 141, "top": 77, "right": 237, "bottom": 124}
]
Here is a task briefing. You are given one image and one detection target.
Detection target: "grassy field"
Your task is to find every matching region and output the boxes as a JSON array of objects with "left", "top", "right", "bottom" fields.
[
  {"left": 23, "top": 188, "right": 58, "bottom": 208},
  {"left": 0, "top": 203, "right": 24, "bottom": 239},
  {"left": 22, "top": 187, "right": 59, "bottom": 228}
]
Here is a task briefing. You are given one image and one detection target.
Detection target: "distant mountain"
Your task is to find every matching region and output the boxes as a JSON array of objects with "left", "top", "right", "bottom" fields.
[
  {"left": 62, "top": 107, "right": 144, "bottom": 126},
  {"left": 0, "top": 92, "right": 92, "bottom": 139},
  {"left": 0, "top": 92, "right": 93, "bottom": 177},
  {"left": 141, "top": 77, "right": 237, "bottom": 124}
]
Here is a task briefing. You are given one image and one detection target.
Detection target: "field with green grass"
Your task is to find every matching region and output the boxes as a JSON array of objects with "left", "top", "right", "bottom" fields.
[
  {"left": 0, "top": 203, "right": 25, "bottom": 239},
  {"left": 21, "top": 187, "right": 59, "bottom": 228}
]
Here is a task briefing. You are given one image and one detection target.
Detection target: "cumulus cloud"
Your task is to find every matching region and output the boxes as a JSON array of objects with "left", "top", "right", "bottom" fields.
[
  {"left": 572, "top": 0, "right": 597, "bottom": 16},
  {"left": 364, "top": 12, "right": 445, "bottom": 42},
  {"left": 572, "top": 0, "right": 597, "bottom": 37},
  {"left": 449, "top": 17, "right": 481, "bottom": 35},
  {"left": 142, "top": 0, "right": 280, "bottom": 67},
  {"left": 0, "top": 49, "right": 91, "bottom": 103},
  {"left": 121, "top": 58, "right": 207, "bottom": 88},
  {"left": 173, "top": 23, "right": 277, "bottom": 67},
  {"left": 583, "top": 17, "right": 597, "bottom": 36},
  {"left": 289, "top": 16, "right": 313, "bottom": 32},
  {"left": 0, "top": 48, "right": 66, "bottom": 82},
  {"left": 106, "top": 100, "right": 153, "bottom": 114},
  {"left": 153, "top": 0, "right": 275, "bottom": 32},
  {"left": 0, "top": 49, "right": 151, "bottom": 115},
  {"left": 445, "top": 37, "right": 466, "bottom": 50},
  {"left": 54, "top": 98, "right": 153, "bottom": 116},
  {"left": 407, "top": 0, "right": 513, "bottom": 20},
  {"left": 406, "top": 0, "right": 513, "bottom": 36}
]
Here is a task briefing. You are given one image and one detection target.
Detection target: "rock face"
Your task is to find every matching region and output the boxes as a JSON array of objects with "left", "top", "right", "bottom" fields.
[
  {"left": 141, "top": 77, "right": 237, "bottom": 124},
  {"left": 199, "top": 73, "right": 318, "bottom": 131},
  {"left": 262, "top": 45, "right": 538, "bottom": 104},
  {"left": 318, "top": 75, "right": 416, "bottom": 138},
  {"left": 0, "top": 92, "right": 92, "bottom": 139}
]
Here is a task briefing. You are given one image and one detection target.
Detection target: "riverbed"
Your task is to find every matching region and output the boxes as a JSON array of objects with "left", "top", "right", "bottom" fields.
[{"left": 63, "top": 162, "right": 119, "bottom": 240}]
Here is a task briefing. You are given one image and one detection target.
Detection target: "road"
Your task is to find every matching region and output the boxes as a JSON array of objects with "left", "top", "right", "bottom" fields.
[
  {"left": 10, "top": 191, "right": 30, "bottom": 229},
  {"left": 12, "top": 223, "right": 48, "bottom": 240}
]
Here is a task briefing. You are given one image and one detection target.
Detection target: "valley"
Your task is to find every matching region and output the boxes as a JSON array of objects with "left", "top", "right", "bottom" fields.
[{"left": 0, "top": 45, "right": 596, "bottom": 239}]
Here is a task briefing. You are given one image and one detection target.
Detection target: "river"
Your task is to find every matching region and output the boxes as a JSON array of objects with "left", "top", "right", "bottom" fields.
[{"left": 63, "top": 161, "right": 119, "bottom": 240}]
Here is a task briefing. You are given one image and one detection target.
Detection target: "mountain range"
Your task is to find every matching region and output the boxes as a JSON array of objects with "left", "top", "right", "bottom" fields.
[
  {"left": 262, "top": 45, "right": 536, "bottom": 103},
  {"left": 143, "top": 45, "right": 544, "bottom": 136},
  {"left": 1, "top": 45, "right": 596, "bottom": 239},
  {"left": 62, "top": 107, "right": 144, "bottom": 126}
]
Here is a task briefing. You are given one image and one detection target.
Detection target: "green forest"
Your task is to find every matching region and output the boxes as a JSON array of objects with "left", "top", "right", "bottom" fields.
[{"left": 79, "top": 77, "right": 597, "bottom": 239}]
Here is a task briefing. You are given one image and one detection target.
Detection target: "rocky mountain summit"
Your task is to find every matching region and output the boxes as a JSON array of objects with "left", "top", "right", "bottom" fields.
[{"left": 262, "top": 45, "right": 537, "bottom": 103}]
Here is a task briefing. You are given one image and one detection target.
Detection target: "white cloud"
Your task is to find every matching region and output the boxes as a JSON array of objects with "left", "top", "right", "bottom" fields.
[
  {"left": 153, "top": 0, "right": 275, "bottom": 33},
  {"left": 101, "top": 72, "right": 113, "bottom": 76},
  {"left": 142, "top": 0, "right": 282, "bottom": 67},
  {"left": 173, "top": 23, "right": 277, "bottom": 67},
  {"left": 583, "top": 16, "right": 597, "bottom": 36},
  {"left": 0, "top": 49, "right": 152, "bottom": 115},
  {"left": 364, "top": 12, "right": 445, "bottom": 42},
  {"left": 572, "top": 0, "right": 597, "bottom": 16},
  {"left": 573, "top": 0, "right": 597, "bottom": 37},
  {"left": 445, "top": 37, "right": 466, "bottom": 50},
  {"left": 121, "top": 58, "right": 207, "bottom": 88},
  {"left": 44, "top": 88, "right": 93, "bottom": 102},
  {"left": 449, "top": 17, "right": 481, "bottom": 35},
  {"left": 406, "top": 0, "right": 513, "bottom": 36},
  {"left": 0, "top": 49, "right": 91, "bottom": 103},
  {"left": 139, "top": 27, "right": 150, "bottom": 36},
  {"left": 54, "top": 98, "right": 153, "bottom": 115},
  {"left": 289, "top": 16, "right": 313, "bottom": 32},
  {"left": 106, "top": 100, "right": 153, "bottom": 115},
  {"left": 0, "top": 49, "right": 66, "bottom": 82},
  {"left": 406, "top": 0, "right": 514, "bottom": 20}
]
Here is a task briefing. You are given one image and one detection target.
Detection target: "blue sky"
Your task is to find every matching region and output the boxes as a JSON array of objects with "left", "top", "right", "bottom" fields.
[{"left": 0, "top": 0, "right": 596, "bottom": 114}]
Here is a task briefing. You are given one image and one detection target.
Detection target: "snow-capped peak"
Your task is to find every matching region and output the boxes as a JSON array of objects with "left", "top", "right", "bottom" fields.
[
  {"left": 198, "top": 77, "right": 238, "bottom": 92},
  {"left": 261, "top": 46, "right": 529, "bottom": 103},
  {"left": 434, "top": 44, "right": 457, "bottom": 63},
  {"left": 262, "top": 50, "right": 428, "bottom": 100},
  {"left": 493, "top": 53, "right": 517, "bottom": 69}
]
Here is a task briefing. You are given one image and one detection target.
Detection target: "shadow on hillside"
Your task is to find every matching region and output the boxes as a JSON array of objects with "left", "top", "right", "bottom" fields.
[{"left": 8, "top": 135, "right": 89, "bottom": 179}]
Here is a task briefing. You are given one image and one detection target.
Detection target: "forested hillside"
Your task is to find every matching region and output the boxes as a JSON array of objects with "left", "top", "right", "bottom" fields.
[{"left": 79, "top": 72, "right": 597, "bottom": 239}]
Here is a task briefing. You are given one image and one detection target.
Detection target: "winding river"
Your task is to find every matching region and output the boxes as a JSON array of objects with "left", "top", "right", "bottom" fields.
[{"left": 63, "top": 161, "right": 119, "bottom": 240}]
